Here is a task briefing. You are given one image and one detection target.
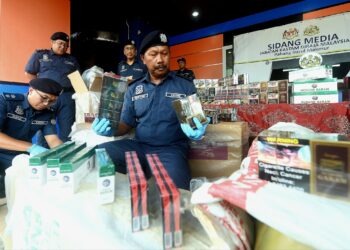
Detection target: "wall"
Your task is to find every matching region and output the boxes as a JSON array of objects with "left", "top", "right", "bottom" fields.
[
  {"left": 170, "top": 34, "right": 223, "bottom": 79},
  {"left": 303, "top": 2, "right": 350, "bottom": 20},
  {"left": 0, "top": 0, "right": 70, "bottom": 84}
]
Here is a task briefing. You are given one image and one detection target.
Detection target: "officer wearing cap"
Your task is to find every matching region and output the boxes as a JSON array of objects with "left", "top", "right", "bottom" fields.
[
  {"left": 24, "top": 31, "right": 80, "bottom": 145},
  {"left": 176, "top": 57, "right": 195, "bottom": 81},
  {"left": 117, "top": 39, "right": 147, "bottom": 81},
  {"left": 92, "top": 30, "right": 209, "bottom": 190},
  {"left": 0, "top": 78, "right": 63, "bottom": 197}
]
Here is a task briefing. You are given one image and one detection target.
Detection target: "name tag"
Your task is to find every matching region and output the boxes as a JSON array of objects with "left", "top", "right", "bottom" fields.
[
  {"left": 165, "top": 92, "right": 186, "bottom": 99},
  {"left": 32, "top": 120, "right": 48, "bottom": 125},
  {"left": 132, "top": 93, "right": 148, "bottom": 101},
  {"left": 7, "top": 113, "right": 26, "bottom": 122}
]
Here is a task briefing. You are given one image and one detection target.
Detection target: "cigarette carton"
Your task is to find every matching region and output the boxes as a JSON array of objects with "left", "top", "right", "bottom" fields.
[
  {"left": 29, "top": 141, "right": 75, "bottom": 185},
  {"left": 95, "top": 148, "right": 115, "bottom": 205},
  {"left": 46, "top": 143, "right": 86, "bottom": 186},
  {"left": 59, "top": 146, "right": 97, "bottom": 193}
]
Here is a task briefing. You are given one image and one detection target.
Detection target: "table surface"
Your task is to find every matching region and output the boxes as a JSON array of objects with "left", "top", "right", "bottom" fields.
[{"left": 6, "top": 170, "right": 211, "bottom": 250}]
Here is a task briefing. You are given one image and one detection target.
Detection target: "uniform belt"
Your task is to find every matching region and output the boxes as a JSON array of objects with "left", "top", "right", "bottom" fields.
[{"left": 62, "top": 87, "right": 75, "bottom": 92}]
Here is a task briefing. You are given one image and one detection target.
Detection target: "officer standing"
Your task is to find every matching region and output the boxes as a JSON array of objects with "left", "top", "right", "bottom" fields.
[
  {"left": 92, "top": 30, "right": 209, "bottom": 190},
  {"left": 117, "top": 39, "right": 147, "bottom": 81},
  {"left": 24, "top": 31, "right": 80, "bottom": 144},
  {"left": 0, "top": 78, "right": 63, "bottom": 197},
  {"left": 176, "top": 57, "right": 195, "bottom": 81}
]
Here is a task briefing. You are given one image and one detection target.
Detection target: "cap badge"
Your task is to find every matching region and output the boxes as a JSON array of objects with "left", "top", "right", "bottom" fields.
[
  {"left": 15, "top": 106, "right": 24, "bottom": 115},
  {"left": 160, "top": 33, "right": 167, "bottom": 43},
  {"left": 135, "top": 85, "right": 143, "bottom": 95}
]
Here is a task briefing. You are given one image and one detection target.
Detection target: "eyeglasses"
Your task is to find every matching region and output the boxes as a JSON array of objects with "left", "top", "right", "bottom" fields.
[
  {"left": 54, "top": 40, "right": 69, "bottom": 48},
  {"left": 34, "top": 89, "right": 56, "bottom": 105}
]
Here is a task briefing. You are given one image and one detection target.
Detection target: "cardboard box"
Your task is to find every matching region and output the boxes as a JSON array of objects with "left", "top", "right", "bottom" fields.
[
  {"left": 292, "top": 91, "right": 340, "bottom": 104},
  {"left": 292, "top": 78, "right": 338, "bottom": 93},
  {"left": 288, "top": 65, "right": 333, "bottom": 82},
  {"left": 189, "top": 122, "right": 249, "bottom": 178}
]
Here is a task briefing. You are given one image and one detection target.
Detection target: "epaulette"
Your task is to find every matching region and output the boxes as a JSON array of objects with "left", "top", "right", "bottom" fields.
[
  {"left": 35, "top": 49, "right": 50, "bottom": 53},
  {"left": 2, "top": 93, "right": 24, "bottom": 101},
  {"left": 128, "top": 76, "right": 144, "bottom": 86},
  {"left": 175, "top": 72, "right": 192, "bottom": 82}
]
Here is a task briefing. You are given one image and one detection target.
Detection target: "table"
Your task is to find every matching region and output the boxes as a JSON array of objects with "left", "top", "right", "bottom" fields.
[
  {"left": 203, "top": 102, "right": 350, "bottom": 136},
  {"left": 5, "top": 165, "right": 211, "bottom": 250}
]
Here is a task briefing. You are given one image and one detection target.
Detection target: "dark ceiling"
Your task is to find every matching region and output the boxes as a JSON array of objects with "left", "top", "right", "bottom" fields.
[{"left": 71, "top": 0, "right": 304, "bottom": 37}]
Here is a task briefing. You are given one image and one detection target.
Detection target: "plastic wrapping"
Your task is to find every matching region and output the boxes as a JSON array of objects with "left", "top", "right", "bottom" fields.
[{"left": 192, "top": 127, "right": 350, "bottom": 249}]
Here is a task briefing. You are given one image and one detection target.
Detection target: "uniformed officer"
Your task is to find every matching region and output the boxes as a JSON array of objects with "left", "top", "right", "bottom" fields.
[
  {"left": 117, "top": 39, "right": 147, "bottom": 81},
  {"left": 176, "top": 57, "right": 196, "bottom": 81},
  {"left": 92, "top": 30, "right": 209, "bottom": 190},
  {"left": 0, "top": 78, "right": 63, "bottom": 197},
  {"left": 24, "top": 31, "right": 80, "bottom": 145}
]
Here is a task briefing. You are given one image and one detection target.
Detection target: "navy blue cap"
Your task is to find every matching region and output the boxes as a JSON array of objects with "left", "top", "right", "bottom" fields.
[
  {"left": 139, "top": 30, "right": 168, "bottom": 54},
  {"left": 50, "top": 32, "right": 69, "bottom": 42},
  {"left": 177, "top": 57, "right": 186, "bottom": 63},
  {"left": 30, "top": 78, "right": 62, "bottom": 96},
  {"left": 123, "top": 39, "right": 136, "bottom": 48}
]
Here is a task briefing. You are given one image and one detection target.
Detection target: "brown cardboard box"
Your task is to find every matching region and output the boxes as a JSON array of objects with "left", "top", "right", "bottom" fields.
[{"left": 188, "top": 121, "right": 249, "bottom": 178}]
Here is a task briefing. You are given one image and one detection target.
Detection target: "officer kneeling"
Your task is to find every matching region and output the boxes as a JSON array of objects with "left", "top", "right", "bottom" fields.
[{"left": 0, "top": 78, "right": 63, "bottom": 197}]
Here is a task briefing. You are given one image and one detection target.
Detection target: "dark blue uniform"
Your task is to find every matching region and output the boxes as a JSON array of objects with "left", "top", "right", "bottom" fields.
[
  {"left": 25, "top": 49, "right": 80, "bottom": 142},
  {"left": 117, "top": 60, "right": 147, "bottom": 79},
  {"left": 0, "top": 93, "right": 57, "bottom": 170},
  {"left": 99, "top": 72, "right": 196, "bottom": 189},
  {"left": 176, "top": 69, "right": 195, "bottom": 81}
]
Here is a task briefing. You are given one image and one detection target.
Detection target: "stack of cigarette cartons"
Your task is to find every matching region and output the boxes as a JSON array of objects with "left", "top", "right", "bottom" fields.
[
  {"left": 292, "top": 78, "right": 340, "bottom": 104},
  {"left": 29, "top": 141, "right": 75, "bottom": 185},
  {"left": 59, "top": 146, "right": 97, "bottom": 194},
  {"left": 46, "top": 143, "right": 87, "bottom": 186},
  {"left": 289, "top": 65, "right": 340, "bottom": 104},
  {"left": 125, "top": 151, "right": 149, "bottom": 232},
  {"left": 95, "top": 148, "right": 115, "bottom": 205}
]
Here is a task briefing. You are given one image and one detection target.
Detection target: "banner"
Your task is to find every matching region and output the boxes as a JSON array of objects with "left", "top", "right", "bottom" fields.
[{"left": 234, "top": 12, "right": 350, "bottom": 64}]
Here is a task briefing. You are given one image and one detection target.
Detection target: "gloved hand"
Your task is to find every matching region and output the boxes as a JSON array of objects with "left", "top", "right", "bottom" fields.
[
  {"left": 181, "top": 117, "right": 210, "bottom": 141},
  {"left": 92, "top": 118, "right": 113, "bottom": 136},
  {"left": 27, "top": 144, "right": 49, "bottom": 156}
]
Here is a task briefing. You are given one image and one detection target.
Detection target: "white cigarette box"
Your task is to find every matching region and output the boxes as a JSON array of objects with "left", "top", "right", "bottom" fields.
[
  {"left": 292, "top": 78, "right": 338, "bottom": 93},
  {"left": 59, "top": 146, "right": 96, "bottom": 194},
  {"left": 95, "top": 148, "right": 115, "bottom": 204},
  {"left": 29, "top": 141, "right": 75, "bottom": 185}
]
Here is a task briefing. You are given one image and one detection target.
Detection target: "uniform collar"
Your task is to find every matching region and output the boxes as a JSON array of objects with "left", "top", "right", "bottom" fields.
[
  {"left": 143, "top": 71, "right": 175, "bottom": 85},
  {"left": 22, "top": 94, "right": 31, "bottom": 110},
  {"left": 50, "top": 49, "right": 67, "bottom": 57}
]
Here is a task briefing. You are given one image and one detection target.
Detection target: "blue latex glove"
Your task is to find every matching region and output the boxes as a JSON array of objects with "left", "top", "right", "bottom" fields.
[
  {"left": 181, "top": 117, "right": 210, "bottom": 141},
  {"left": 27, "top": 144, "right": 48, "bottom": 156},
  {"left": 92, "top": 118, "right": 113, "bottom": 136}
]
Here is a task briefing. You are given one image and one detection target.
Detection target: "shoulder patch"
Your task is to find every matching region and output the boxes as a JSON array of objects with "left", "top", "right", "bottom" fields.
[{"left": 2, "top": 93, "right": 24, "bottom": 101}]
